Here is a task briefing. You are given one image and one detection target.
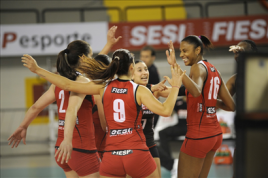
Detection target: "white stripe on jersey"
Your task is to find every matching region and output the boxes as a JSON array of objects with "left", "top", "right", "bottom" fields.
[{"left": 197, "top": 60, "right": 208, "bottom": 71}]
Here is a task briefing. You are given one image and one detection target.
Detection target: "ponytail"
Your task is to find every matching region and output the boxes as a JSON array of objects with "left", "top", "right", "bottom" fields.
[
  {"left": 56, "top": 50, "right": 78, "bottom": 81},
  {"left": 199, "top": 35, "right": 213, "bottom": 50},
  {"left": 76, "top": 49, "right": 134, "bottom": 84},
  {"left": 76, "top": 55, "right": 120, "bottom": 84},
  {"left": 56, "top": 40, "right": 92, "bottom": 81}
]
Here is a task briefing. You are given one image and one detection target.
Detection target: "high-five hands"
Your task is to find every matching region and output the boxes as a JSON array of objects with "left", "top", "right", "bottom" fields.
[
  {"left": 166, "top": 41, "right": 177, "bottom": 65},
  {"left": 151, "top": 80, "right": 168, "bottom": 92},
  {"left": 164, "top": 63, "right": 186, "bottom": 89}
]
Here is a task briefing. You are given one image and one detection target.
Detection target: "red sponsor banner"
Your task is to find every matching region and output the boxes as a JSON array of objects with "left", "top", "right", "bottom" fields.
[{"left": 109, "top": 15, "right": 268, "bottom": 51}]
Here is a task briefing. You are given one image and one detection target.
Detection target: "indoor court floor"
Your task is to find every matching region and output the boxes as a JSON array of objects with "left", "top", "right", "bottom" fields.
[{"left": 1, "top": 152, "right": 233, "bottom": 178}]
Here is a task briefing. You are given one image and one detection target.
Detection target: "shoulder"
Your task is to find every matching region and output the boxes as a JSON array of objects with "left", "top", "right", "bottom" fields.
[
  {"left": 136, "top": 85, "right": 150, "bottom": 94},
  {"left": 190, "top": 62, "right": 207, "bottom": 77}
]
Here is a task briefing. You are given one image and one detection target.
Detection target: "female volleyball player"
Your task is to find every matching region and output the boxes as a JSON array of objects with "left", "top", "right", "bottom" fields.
[
  {"left": 9, "top": 26, "right": 121, "bottom": 178},
  {"left": 21, "top": 41, "right": 185, "bottom": 178},
  {"left": 166, "top": 35, "right": 235, "bottom": 178}
]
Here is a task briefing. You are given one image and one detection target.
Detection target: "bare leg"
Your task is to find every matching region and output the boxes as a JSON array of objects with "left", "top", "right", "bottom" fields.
[
  {"left": 146, "top": 168, "right": 159, "bottom": 178},
  {"left": 65, "top": 170, "right": 79, "bottom": 178},
  {"left": 177, "top": 152, "right": 204, "bottom": 178},
  {"left": 154, "top": 157, "right": 162, "bottom": 177},
  {"left": 198, "top": 151, "right": 215, "bottom": 178}
]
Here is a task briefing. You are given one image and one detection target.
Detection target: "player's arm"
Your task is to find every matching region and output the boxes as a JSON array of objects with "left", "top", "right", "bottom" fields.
[
  {"left": 216, "top": 72, "right": 236, "bottom": 111},
  {"left": 8, "top": 84, "right": 56, "bottom": 148},
  {"left": 226, "top": 74, "right": 236, "bottom": 97},
  {"left": 22, "top": 54, "right": 103, "bottom": 95},
  {"left": 179, "top": 64, "right": 206, "bottom": 97},
  {"left": 94, "top": 95, "right": 107, "bottom": 131},
  {"left": 55, "top": 76, "right": 89, "bottom": 164}
]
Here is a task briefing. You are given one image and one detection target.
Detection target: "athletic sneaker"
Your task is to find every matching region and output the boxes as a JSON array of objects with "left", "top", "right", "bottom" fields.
[{"left": 171, "top": 158, "right": 178, "bottom": 178}]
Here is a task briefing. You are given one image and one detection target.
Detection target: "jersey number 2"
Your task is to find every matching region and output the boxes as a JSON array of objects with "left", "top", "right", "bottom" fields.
[
  {"left": 208, "top": 76, "right": 220, "bottom": 100},
  {"left": 113, "top": 99, "right": 126, "bottom": 123},
  {"left": 59, "top": 90, "right": 66, "bottom": 113}
]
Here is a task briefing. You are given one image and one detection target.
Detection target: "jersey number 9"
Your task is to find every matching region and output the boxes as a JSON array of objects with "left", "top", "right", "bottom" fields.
[{"left": 113, "top": 99, "right": 126, "bottom": 123}]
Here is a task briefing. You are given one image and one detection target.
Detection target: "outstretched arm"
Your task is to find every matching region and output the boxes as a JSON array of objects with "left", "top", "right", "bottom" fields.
[
  {"left": 22, "top": 54, "right": 103, "bottom": 95},
  {"left": 8, "top": 84, "right": 56, "bottom": 148}
]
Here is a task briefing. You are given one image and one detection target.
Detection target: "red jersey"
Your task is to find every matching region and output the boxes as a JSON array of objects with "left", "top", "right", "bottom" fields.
[
  {"left": 186, "top": 60, "right": 222, "bottom": 139},
  {"left": 92, "top": 104, "right": 106, "bottom": 152},
  {"left": 55, "top": 86, "right": 97, "bottom": 151},
  {"left": 102, "top": 79, "right": 147, "bottom": 151}
]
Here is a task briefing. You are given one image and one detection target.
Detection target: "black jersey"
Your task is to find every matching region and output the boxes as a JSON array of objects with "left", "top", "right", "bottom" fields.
[{"left": 141, "top": 104, "right": 156, "bottom": 148}]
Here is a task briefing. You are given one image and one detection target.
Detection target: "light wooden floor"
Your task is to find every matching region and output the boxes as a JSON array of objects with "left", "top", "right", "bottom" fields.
[{"left": 1, "top": 148, "right": 233, "bottom": 178}]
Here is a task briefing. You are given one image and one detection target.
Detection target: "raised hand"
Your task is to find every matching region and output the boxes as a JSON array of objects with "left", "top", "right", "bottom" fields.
[
  {"left": 21, "top": 54, "right": 40, "bottom": 73},
  {"left": 229, "top": 45, "right": 245, "bottom": 53},
  {"left": 8, "top": 126, "right": 27, "bottom": 148},
  {"left": 55, "top": 139, "right": 73, "bottom": 164},
  {"left": 107, "top": 25, "right": 122, "bottom": 46},
  {"left": 165, "top": 64, "right": 186, "bottom": 88},
  {"left": 151, "top": 79, "right": 168, "bottom": 92},
  {"left": 166, "top": 41, "right": 177, "bottom": 65}
]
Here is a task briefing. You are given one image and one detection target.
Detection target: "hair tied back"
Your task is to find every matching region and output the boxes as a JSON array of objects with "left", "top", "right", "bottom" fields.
[
  {"left": 64, "top": 49, "right": 69, "bottom": 54},
  {"left": 114, "top": 56, "right": 120, "bottom": 60}
]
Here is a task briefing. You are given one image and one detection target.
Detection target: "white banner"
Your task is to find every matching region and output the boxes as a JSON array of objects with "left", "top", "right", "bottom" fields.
[{"left": 0, "top": 22, "right": 108, "bottom": 57}]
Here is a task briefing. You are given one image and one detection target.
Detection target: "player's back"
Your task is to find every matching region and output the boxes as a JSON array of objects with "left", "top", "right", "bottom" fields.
[
  {"left": 103, "top": 79, "right": 147, "bottom": 151},
  {"left": 186, "top": 60, "right": 222, "bottom": 138},
  {"left": 55, "top": 86, "right": 97, "bottom": 151}
]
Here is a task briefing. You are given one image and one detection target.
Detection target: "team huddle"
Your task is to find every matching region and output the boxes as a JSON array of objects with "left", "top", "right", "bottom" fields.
[{"left": 7, "top": 26, "right": 257, "bottom": 178}]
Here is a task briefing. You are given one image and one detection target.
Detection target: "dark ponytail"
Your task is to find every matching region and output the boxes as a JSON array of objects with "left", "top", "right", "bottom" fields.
[
  {"left": 56, "top": 40, "right": 91, "bottom": 81},
  {"left": 76, "top": 49, "right": 134, "bottom": 84},
  {"left": 182, "top": 35, "right": 213, "bottom": 55}
]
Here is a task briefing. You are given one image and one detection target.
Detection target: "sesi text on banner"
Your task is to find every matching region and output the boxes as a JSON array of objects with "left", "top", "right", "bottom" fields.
[{"left": 109, "top": 15, "right": 268, "bottom": 51}]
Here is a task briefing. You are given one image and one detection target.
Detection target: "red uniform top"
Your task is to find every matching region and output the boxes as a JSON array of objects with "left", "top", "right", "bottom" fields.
[
  {"left": 92, "top": 104, "right": 106, "bottom": 152},
  {"left": 102, "top": 79, "right": 147, "bottom": 151},
  {"left": 186, "top": 60, "right": 222, "bottom": 139},
  {"left": 55, "top": 86, "right": 97, "bottom": 152}
]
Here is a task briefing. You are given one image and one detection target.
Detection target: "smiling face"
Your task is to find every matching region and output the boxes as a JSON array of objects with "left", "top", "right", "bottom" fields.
[
  {"left": 179, "top": 41, "right": 201, "bottom": 66},
  {"left": 132, "top": 62, "right": 149, "bottom": 86}
]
